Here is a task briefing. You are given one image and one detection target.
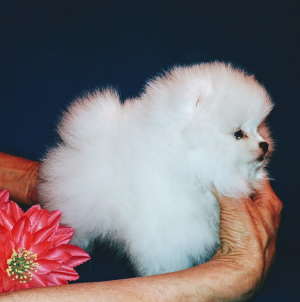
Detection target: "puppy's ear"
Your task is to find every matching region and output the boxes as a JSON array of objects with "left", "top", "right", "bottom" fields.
[{"left": 187, "top": 77, "right": 213, "bottom": 107}]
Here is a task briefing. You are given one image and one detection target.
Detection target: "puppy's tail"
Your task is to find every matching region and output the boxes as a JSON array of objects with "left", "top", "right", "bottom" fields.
[{"left": 57, "top": 89, "right": 122, "bottom": 148}]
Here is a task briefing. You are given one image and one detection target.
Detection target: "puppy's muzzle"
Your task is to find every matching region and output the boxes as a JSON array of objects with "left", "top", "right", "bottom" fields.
[
  {"left": 259, "top": 142, "right": 269, "bottom": 154},
  {"left": 257, "top": 142, "right": 269, "bottom": 161}
]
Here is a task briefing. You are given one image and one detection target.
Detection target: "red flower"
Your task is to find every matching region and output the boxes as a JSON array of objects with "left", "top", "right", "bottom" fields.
[{"left": 0, "top": 190, "right": 90, "bottom": 293}]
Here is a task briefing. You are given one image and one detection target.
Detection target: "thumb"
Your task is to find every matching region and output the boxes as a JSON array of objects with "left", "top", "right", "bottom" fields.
[
  {"left": 211, "top": 189, "right": 254, "bottom": 256},
  {"left": 212, "top": 189, "right": 251, "bottom": 212}
]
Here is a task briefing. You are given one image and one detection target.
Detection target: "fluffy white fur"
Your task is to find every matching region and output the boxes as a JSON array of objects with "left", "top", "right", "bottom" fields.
[{"left": 38, "top": 62, "right": 273, "bottom": 276}]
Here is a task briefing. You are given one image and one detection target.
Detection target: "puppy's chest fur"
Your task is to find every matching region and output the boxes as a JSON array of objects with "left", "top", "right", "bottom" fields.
[{"left": 107, "top": 183, "right": 221, "bottom": 276}]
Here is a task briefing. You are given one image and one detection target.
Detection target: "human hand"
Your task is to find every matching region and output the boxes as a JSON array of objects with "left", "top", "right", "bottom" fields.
[
  {"left": 0, "top": 152, "right": 40, "bottom": 205},
  {"left": 210, "top": 180, "right": 283, "bottom": 301}
]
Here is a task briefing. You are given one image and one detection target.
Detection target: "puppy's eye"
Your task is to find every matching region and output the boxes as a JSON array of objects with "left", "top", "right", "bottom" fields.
[{"left": 233, "top": 129, "right": 245, "bottom": 140}]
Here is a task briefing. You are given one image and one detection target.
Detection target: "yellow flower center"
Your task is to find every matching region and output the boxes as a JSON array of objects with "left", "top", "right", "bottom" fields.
[{"left": 6, "top": 248, "right": 39, "bottom": 283}]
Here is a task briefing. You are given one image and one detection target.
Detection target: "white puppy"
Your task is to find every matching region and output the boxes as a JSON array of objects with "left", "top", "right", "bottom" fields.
[{"left": 38, "top": 62, "right": 273, "bottom": 276}]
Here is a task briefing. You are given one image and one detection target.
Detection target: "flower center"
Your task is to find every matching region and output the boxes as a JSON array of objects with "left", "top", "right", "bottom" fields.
[{"left": 6, "top": 248, "right": 39, "bottom": 283}]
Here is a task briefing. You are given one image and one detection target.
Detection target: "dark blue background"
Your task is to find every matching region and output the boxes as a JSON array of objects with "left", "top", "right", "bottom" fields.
[{"left": 0, "top": 1, "right": 299, "bottom": 300}]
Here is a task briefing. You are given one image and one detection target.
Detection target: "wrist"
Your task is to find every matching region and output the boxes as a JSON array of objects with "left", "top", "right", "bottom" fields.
[{"left": 205, "top": 253, "right": 264, "bottom": 301}]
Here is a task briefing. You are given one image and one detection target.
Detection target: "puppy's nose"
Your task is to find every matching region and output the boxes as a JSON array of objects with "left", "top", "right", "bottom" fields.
[{"left": 259, "top": 142, "right": 269, "bottom": 154}]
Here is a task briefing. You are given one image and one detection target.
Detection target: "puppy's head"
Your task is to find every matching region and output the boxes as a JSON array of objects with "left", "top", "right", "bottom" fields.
[{"left": 151, "top": 62, "right": 274, "bottom": 197}]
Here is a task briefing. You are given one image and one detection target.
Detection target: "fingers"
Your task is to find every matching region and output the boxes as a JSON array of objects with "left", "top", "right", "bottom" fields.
[
  {"left": 252, "top": 181, "right": 283, "bottom": 233},
  {"left": 255, "top": 180, "right": 283, "bottom": 210},
  {"left": 213, "top": 180, "right": 282, "bottom": 254},
  {"left": 212, "top": 180, "right": 283, "bottom": 224},
  {"left": 212, "top": 179, "right": 282, "bottom": 294},
  {"left": 23, "top": 161, "right": 40, "bottom": 205},
  {"left": 0, "top": 152, "right": 40, "bottom": 205}
]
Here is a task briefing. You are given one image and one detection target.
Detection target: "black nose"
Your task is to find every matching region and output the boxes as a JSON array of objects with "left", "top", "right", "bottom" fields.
[{"left": 259, "top": 142, "right": 269, "bottom": 154}]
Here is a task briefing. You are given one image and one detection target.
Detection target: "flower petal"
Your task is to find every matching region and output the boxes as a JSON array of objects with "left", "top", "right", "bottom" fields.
[
  {"left": 43, "top": 273, "right": 68, "bottom": 286},
  {"left": 0, "top": 210, "right": 15, "bottom": 231},
  {"left": 15, "top": 281, "right": 33, "bottom": 291},
  {"left": 32, "top": 210, "right": 49, "bottom": 233},
  {"left": 37, "top": 259, "right": 61, "bottom": 274},
  {"left": 0, "top": 252, "right": 6, "bottom": 270},
  {"left": 9, "top": 201, "right": 24, "bottom": 222},
  {"left": 32, "top": 223, "right": 58, "bottom": 246},
  {"left": 5, "top": 238, "right": 15, "bottom": 258},
  {"left": 59, "top": 244, "right": 90, "bottom": 267},
  {"left": 0, "top": 225, "right": 9, "bottom": 245},
  {"left": 3, "top": 275, "right": 15, "bottom": 292},
  {"left": 26, "top": 206, "right": 48, "bottom": 233},
  {"left": 42, "top": 247, "right": 72, "bottom": 264},
  {"left": 11, "top": 216, "right": 31, "bottom": 245},
  {"left": 30, "top": 273, "right": 49, "bottom": 288},
  {"left": 0, "top": 190, "right": 10, "bottom": 210},
  {"left": 47, "top": 210, "right": 62, "bottom": 225},
  {"left": 30, "top": 241, "right": 51, "bottom": 258},
  {"left": 25, "top": 204, "right": 42, "bottom": 220},
  {"left": 51, "top": 265, "right": 79, "bottom": 281},
  {"left": 65, "top": 255, "right": 91, "bottom": 268},
  {"left": 16, "top": 231, "right": 33, "bottom": 251},
  {"left": 59, "top": 244, "right": 90, "bottom": 257},
  {"left": 52, "top": 226, "right": 74, "bottom": 246}
]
